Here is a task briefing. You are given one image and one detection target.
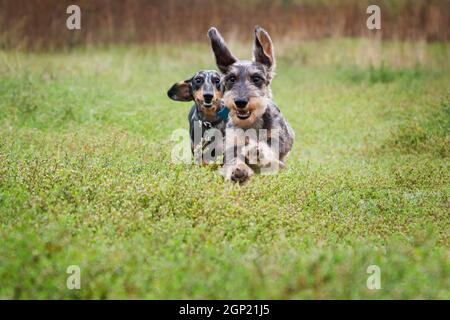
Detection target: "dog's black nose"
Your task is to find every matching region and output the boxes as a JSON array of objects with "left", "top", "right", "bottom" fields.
[
  {"left": 203, "top": 93, "right": 213, "bottom": 103},
  {"left": 234, "top": 99, "right": 248, "bottom": 109}
]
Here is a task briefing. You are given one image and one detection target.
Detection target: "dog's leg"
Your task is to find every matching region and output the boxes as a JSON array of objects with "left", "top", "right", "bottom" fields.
[
  {"left": 221, "top": 129, "right": 254, "bottom": 184},
  {"left": 257, "top": 141, "right": 285, "bottom": 173},
  {"left": 221, "top": 161, "right": 254, "bottom": 184},
  {"left": 242, "top": 139, "right": 284, "bottom": 174},
  {"left": 221, "top": 128, "right": 253, "bottom": 184}
]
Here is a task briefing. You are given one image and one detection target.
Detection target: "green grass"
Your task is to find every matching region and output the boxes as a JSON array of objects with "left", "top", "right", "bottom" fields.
[{"left": 0, "top": 39, "right": 449, "bottom": 299}]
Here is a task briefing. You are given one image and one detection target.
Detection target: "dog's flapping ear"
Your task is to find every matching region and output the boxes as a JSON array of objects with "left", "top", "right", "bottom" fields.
[
  {"left": 207, "top": 27, "right": 237, "bottom": 73},
  {"left": 253, "top": 26, "right": 275, "bottom": 72},
  {"left": 167, "top": 79, "right": 193, "bottom": 102}
]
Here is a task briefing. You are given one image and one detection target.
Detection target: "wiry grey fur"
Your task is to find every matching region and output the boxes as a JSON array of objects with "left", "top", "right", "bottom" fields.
[{"left": 208, "top": 26, "right": 294, "bottom": 183}]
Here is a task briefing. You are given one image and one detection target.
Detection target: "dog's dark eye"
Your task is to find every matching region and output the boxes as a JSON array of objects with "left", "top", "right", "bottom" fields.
[
  {"left": 194, "top": 77, "right": 203, "bottom": 84},
  {"left": 252, "top": 75, "right": 263, "bottom": 84},
  {"left": 214, "top": 78, "right": 220, "bottom": 84},
  {"left": 228, "top": 76, "right": 236, "bottom": 84}
]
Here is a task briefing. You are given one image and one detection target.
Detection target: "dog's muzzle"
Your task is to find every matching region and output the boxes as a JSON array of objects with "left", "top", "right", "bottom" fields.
[{"left": 203, "top": 93, "right": 213, "bottom": 107}]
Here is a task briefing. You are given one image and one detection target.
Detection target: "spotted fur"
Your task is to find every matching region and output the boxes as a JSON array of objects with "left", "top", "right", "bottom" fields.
[
  {"left": 208, "top": 26, "right": 295, "bottom": 183},
  {"left": 167, "top": 70, "right": 226, "bottom": 163}
]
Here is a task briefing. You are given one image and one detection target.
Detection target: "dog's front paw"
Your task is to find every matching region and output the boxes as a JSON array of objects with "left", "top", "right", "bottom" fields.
[
  {"left": 223, "top": 163, "right": 254, "bottom": 184},
  {"left": 231, "top": 167, "right": 250, "bottom": 184}
]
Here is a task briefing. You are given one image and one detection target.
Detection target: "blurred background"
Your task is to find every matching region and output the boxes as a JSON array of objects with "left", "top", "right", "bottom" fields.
[{"left": 0, "top": 0, "right": 449, "bottom": 50}]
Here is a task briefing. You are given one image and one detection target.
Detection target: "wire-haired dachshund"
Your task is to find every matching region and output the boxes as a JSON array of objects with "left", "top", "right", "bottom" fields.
[{"left": 167, "top": 70, "right": 227, "bottom": 163}]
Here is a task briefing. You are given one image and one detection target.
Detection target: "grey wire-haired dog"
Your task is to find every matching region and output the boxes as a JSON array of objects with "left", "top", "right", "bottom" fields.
[{"left": 207, "top": 26, "right": 294, "bottom": 184}]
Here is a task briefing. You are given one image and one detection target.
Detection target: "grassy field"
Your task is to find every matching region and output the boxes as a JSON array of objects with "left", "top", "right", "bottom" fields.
[{"left": 0, "top": 39, "right": 449, "bottom": 299}]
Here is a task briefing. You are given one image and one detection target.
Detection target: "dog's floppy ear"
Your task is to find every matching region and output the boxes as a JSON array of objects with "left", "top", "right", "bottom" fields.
[
  {"left": 167, "top": 79, "right": 193, "bottom": 102},
  {"left": 253, "top": 26, "right": 275, "bottom": 71},
  {"left": 207, "top": 27, "right": 237, "bottom": 73}
]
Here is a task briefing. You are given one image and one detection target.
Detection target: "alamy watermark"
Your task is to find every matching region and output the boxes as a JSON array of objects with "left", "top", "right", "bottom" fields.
[
  {"left": 366, "top": 265, "right": 381, "bottom": 290},
  {"left": 66, "top": 265, "right": 81, "bottom": 290},
  {"left": 65, "top": 5, "right": 381, "bottom": 33},
  {"left": 65, "top": 4, "right": 381, "bottom": 31},
  {"left": 366, "top": 5, "right": 381, "bottom": 30},
  {"left": 171, "top": 126, "right": 283, "bottom": 175},
  {"left": 66, "top": 5, "right": 81, "bottom": 30}
]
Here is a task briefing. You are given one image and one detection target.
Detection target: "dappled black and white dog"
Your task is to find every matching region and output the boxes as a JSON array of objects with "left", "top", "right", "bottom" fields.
[
  {"left": 167, "top": 70, "right": 227, "bottom": 163},
  {"left": 208, "top": 26, "right": 295, "bottom": 183}
]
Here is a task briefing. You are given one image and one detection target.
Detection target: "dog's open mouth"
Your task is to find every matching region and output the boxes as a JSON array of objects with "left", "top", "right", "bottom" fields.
[
  {"left": 236, "top": 109, "right": 251, "bottom": 119},
  {"left": 202, "top": 98, "right": 215, "bottom": 108}
]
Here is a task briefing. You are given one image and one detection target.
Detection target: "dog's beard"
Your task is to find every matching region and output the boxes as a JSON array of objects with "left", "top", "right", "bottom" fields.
[{"left": 225, "top": 96, "right": 268, "bottom": 128}]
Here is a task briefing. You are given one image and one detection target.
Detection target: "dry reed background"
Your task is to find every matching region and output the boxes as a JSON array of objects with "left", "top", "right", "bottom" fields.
[{"left": 0, "top": 0, "right": 449, "bottom": 50}]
